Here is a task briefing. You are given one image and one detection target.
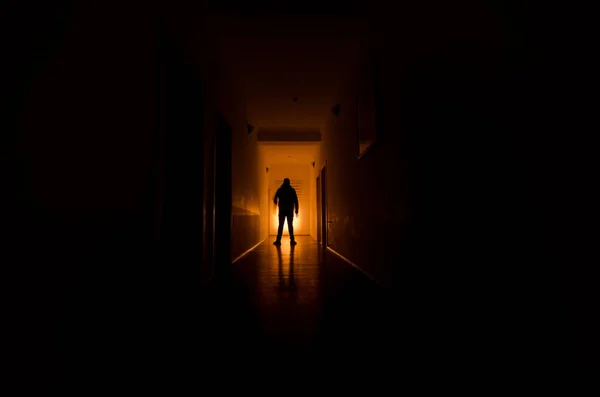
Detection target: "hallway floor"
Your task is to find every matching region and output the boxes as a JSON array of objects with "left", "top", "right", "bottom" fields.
[
  {"left": 45, "top": 236, "right": 400, "bottom": 394},
  {"left": 209, "top": 236, "right": 398, "bottom": 373}
]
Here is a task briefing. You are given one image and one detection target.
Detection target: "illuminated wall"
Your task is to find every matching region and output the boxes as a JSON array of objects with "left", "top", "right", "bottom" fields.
[{"left": 258, "top": 145, "right": 270, "bottom": 240}]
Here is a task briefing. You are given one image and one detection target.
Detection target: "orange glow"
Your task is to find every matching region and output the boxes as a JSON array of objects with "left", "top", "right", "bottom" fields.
[{"left": 272, "top": 208, "right": 301, "bottom": 236}]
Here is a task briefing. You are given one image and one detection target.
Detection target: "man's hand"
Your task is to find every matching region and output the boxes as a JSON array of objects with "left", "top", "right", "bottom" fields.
[{"left": 295, "top": 211, "right": 299, "bottom": 218}]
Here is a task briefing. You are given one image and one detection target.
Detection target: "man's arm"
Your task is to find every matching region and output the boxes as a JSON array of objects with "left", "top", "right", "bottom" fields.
[
  {"left": 273, "top": 189, "right": 279, "bottom": 205},
  {"left": 293, "top": 189, "right": 299, "bottom": 214}
]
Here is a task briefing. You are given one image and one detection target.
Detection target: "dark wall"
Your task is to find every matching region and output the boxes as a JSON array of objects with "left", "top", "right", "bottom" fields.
[
  {"left": 320, "top": 2, "right": 597, "bottom": 371},
  {"left": 213, "top": 56, "right": 264, "bottom": 261},
  {"left": 2, "top": 2, "right": 217, "bottom": 393}
]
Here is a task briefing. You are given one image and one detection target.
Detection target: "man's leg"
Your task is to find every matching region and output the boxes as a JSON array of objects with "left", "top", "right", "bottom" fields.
[
  {"left": 287, "top": 212, "right": 295, "bottom": 243},
  {"left": 274, "top": 212, "right": 285, "bottom": 244}
]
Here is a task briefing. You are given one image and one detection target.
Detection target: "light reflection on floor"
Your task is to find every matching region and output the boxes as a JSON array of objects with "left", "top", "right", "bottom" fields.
[{"left": 257, "top": 236, "right": 321, "bottom": 345}]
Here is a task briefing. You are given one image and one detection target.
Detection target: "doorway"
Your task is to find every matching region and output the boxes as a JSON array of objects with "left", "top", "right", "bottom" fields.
[{"left": 316, "top": 163, "right": 328, "bottom": 247}]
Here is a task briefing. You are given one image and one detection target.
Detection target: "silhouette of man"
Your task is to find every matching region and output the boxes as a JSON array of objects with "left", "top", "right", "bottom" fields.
[{"left": 273, "top": 178, "right": 298, "bottom": 245}]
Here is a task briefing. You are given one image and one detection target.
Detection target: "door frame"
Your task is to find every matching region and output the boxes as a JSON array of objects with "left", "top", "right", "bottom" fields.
[
  {"left": 318, "top": 162, "right": 328, "bottom": 247},
  {"left": 316, "top": 175, "right": 321, "bottom": 244}
]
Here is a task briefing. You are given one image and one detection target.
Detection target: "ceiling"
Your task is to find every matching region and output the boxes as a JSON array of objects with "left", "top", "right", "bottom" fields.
[
  {"left": 260, "top": 143, "right": 319, "bottom": 167},
  {"left": 210, "top": 12, "right": 365, "bottom": 131}
]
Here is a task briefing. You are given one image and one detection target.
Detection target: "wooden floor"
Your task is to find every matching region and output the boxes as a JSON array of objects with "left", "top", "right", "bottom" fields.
[
  {"left": 45, "top": 236, "right": 399, "bottom": 394},
  {"left": 208, "top": 236, "right": 398, "bottom": 373},
  {"left": 37, "top": 233, "right": 585, "bottom": 394}
]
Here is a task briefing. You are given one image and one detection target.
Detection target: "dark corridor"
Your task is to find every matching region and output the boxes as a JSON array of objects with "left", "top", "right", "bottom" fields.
[{"left": 2, "top": 1, "right": 599, "bottom": 395}]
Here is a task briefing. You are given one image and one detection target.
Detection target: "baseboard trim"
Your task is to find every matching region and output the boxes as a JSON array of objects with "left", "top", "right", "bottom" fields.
[
  {"left": 326, "top": 246, "right": 384, "bottom": 288},
  {"left": 232, "top": 238, "right": 267, "bottom": 264}
]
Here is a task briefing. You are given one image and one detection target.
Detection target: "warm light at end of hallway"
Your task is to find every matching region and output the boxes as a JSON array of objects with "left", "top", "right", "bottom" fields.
[{"left": 272, "top": 209, "right": 301, "bottom": 236}]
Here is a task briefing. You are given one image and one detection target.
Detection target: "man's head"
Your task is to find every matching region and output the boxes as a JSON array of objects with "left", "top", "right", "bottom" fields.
[{"left": 283, "top": 178, "right": 291, "bottom": 186}]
